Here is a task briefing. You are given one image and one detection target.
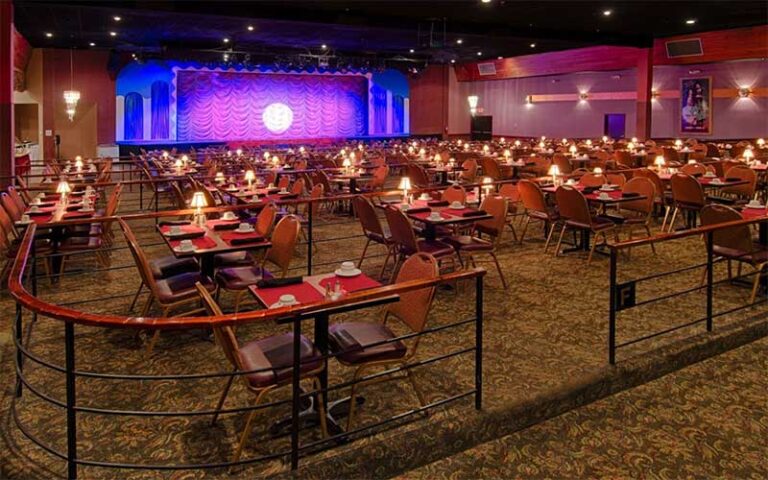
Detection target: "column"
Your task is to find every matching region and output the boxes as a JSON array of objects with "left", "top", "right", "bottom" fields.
[
  {"left": 0, "top": 0, "right": 13, "bottom": 184},
  {"left": 635, "top": 47, "right": 653, "bottom": 141}
]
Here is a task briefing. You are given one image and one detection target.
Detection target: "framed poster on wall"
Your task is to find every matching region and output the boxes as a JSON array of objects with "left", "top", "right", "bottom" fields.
[{"left": 680, "top": 77, "right": 712, "bottom": 135}]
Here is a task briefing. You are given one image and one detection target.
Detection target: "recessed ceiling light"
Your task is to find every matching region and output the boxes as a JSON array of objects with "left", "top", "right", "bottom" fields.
[
  {"left": 456, "top": 39, "right": 463, "bottom": 44},
  {"left": 409, "top": 48, "right": 415, "bottom": 53},
  {"left": 113, "top": 16, "right": 121, "bottom": 21},
  {"left": 223, "top": 37, "right": 230, "bottom": 43},
  {"left": 477, "top": 51, "right": 482, "bottom": 56},
  {"left": 89, "top": 42, "right": 95, "bottom": 46},
  {"left": 247, "top": 25, "right": 254, "bottom": 31},
  {"left": 603, "top": 10, "right": 612, "bottom": 16},
  {"left": 451, "top": 59, "right": 456, "bottom": 64},
  {"left": 685, "top": 19, "right": 696, "bottom": 24},
  {"left": 321, "top": 44, "right": 328, "bottom": 49},
  {"left": 109, "top": 31, "right": 117, "bottom": 37},
  {"left": 497, "top": 56, "right": 503, "bottom": 59},
  {"left": 45, "top": 32, "right": 53, "bottom": 38},
  {"left": 530, "top": 43, "right": 536, "bottom": 48},
  {"left": 481, "top": 0, "right": 492, "bottom": 3}
]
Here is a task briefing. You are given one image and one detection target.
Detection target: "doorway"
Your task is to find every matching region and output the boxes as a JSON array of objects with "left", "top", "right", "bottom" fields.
[{"left": 604, "top": 113, "right": 626, "bottom": 140}]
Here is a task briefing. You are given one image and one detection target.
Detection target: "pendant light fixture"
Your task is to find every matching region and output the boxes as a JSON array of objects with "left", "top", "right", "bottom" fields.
[{"left": 63, "top": 49, "right": 80, "bottom": 121}]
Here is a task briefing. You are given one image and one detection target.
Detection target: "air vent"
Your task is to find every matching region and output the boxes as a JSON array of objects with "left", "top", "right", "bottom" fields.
[
  {"left": 477, "top": 63, "right": 497, "bottom": 76},
  {"left": 665, "top": 38, "right": 703, "bottom": 58}
]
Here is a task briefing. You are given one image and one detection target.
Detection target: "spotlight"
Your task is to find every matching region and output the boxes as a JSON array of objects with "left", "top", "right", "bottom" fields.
[
  {"left": 685, "top": 19, "right": 696, "bottom": 25},
  {"left": 247, "top": 25, "right": 254, "bottom": 31},
  {"left": 409, "top": 48, "right": 415, "bottom": 53},
  {"left": 45, "top": 32, "right": 53, "bottom": 38},
  {"left": 223, "top": 37, "right": 230, "bottom": 43},
  {"left": 603, "top": 10, "right": 612, "bottom": 16},
  {"left": 456, "top": 38, "right": 463, "bottom": 44},
  {"left": 113, "top": 16, "right": 122, "bottom": 21},
  {"left": 321, "top": 44, "right": 328, "bottom": 49},
  {"left": 89, "top": 42, "right": 95, "bottom": 46},
  {"left": 109, "top": 31, "right": 117, "bottom": 37},
  {"left": 477, "top": 51, "right": 482, "bottom": 56},
  {"left": 529, "top": 43, "right": 536, "bottom": 48}
]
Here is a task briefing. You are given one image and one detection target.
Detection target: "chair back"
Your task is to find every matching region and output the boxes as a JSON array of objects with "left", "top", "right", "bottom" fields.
[
  {"left": 386, "top": 253, "right": 439, "bottom": 334},
  {"left": 384, "top": 206, "right": 419, "bottom": 255},
  {"left": 7, "top": 186, "right": 26, "bottom": 211},
  {"left": 663, "top": 147, "right": 680, "bottom": 163},
  {"left": 406, "top": 164, "right": 430, "bottom": 188},
  {"left": 277, "top": 175, "right": 290, "bottom": 190},
  {"left": 480, "top": 157, "right": 502, "bottom": 180},
  {"left": 290, "top": 178, "right": 305, "bottom": 196},
  {"left": 441, "top": 185, "right": 466, "bottom": 204},
  {"left": 633, "top": 169, "right": 665, "bottom": 202},
  {"left": 555, "top": 186, "right": 592, "bottom": 225},
  {"left": 369, "top": 165, "right": 389, "bottom": 191},
  {"left": 621, "top": 177, "right": 655, "bottom": 215},
  {"left": 170, "top": 181, "right": 187, "bottom": 209},
  {"left": 670, "top": 173, "right": 705, "bottom": 207},
  {"left": 517, "top": 179, "right": 548, "bottom": 213},
  {"left": 498, "top": 183, "right": 520, "bottom": 203},
  {"left": 256, "top": 202, "right": 278, "bottom": 237},
  {"left": 0, "top": 200, "right": 16, "bottom": 240},
  {"left": 306, "top": 183, "right": 324, "bottom": 216},
  {"left": 264, "top": 215, "right": 301, "bottom": 276},
  {"left": 459, "top": 159, "right": 478, "bottom": 183},
  {"left": 475, "top": 195, "right": 508, "bottom": 240},
  {"left": 0, "top": 192, "right": 22, "bottom": 221},
  {"left": 700, "top": 204, "right": 754, "bottom": 255},
  {"left": 722, "top": 165, "right": 757, "bottom": 198},
  {"left": 705, "top": 143, "right": 720, "bottom": 157},
  {"left": 353, "top": 196, "right": 386, "bottom": 239},
  {"left": 14, "top": 176, "right": 33, "bottom": 204},
  {"left": 553, "top": 155, "right": 573, "bottom": 175},
  {"left": 194, "top": 282, "right": 243, "bottom": 372},
  {"left": 117, "top": 219, "right": 158, "bottom": 297},
  {"left": 680, "top": 163, "right": 709, "bottom": 176},
  {"left": 613, "top": 150, "right": 632, "bottom": 167},
  {"left": 263, "top": 170, "right": 277, "bottom": 186},
  {"left": 606, "top": 173, "right": 626, "bottom": 187},
  {"left": 579, "top": 173, "right": 607, "bottom": 187}
]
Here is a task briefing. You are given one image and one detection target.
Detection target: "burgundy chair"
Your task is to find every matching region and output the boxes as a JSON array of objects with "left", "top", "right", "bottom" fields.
[
  {"left": 353, "top": 195, "right": 394, "bottom": 278},
  {"left": 383, "top": 205, "right": 457, "bottom": 277}
]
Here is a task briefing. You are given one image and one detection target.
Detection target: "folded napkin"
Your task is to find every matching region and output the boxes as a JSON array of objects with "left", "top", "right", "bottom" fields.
[
  {"left": 257, "top": 276, "right": 303, "bottom": 289},
  {"left": 213, "top": 222, "right": 239, "bottom": 231},
  {"left": 228, "top": 236, "right": 265, "bottom": 246},
  {"left": 427, "top": 200, "right": 450, "bottom": 207},
  {"left": 405, "top": 207, "right": 431, "bottom": 214},
  {"left": 725, "top": 177, "right": 741, "bottom": 182},
  {"left": 27, "top": 210, "right": 49, "bottom": 216},
  {"left": 621, "top": 192, "right": 641, "bottom": 198},
  {"left": 167, "top": 231, "right": 205, "bottom": 240},
  {"left": 63, "top": 212, "right": 93, "bottom": 220},
  {"left": 461, "top": 210, "right": 487, "bottom": 218},
  {"left": 159, "top": 220, "right": 191, "bottom": 227},
  {"left": 582, "top": 187, "right": 598, "bottom": 194},
  {"left": 65, "top": 204, "right": 83, "bottom": 211}
]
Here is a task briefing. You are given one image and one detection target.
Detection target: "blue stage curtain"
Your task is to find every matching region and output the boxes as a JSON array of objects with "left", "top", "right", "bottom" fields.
[
  {"left": 392, "top": 95, "right": 404, "bottom": 134},
  {"left": 371, "top": 84, "right": 387, "bottom": 134},
  {"left": 151, "top": 81, "right": 170, "bottom": 139},
  {"left": 124, "top": 92, "right": 144, "bottom": 140}
]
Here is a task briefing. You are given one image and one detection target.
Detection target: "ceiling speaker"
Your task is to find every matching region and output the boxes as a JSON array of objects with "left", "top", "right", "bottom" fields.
[
  {"left": 477, "top": 63, "right": 497, "bottom": 76},
  {"left": 665, "top": 38, "right": 703, "bottom": 58}
]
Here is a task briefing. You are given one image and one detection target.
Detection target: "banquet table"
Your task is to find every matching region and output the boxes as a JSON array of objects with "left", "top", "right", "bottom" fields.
[
  {"left": 157, "top": 220, "right": 271, "bottom": 277},
  {"left": 396, "top": 201, "right": 492, "bottom": 241}
]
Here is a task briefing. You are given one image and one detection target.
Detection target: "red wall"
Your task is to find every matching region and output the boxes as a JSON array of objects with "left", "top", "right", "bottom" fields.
[
  {"left": 408, "top": 64, "right": 449, "bottom": 136},
  {"left": 42, "top": 49, "right": 115, "bottom": 158}
]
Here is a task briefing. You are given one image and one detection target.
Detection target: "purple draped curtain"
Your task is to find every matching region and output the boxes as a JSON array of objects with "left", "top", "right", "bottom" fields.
[
  {"left": 123, "top": 92, "right": 144, "bottom": 140},
  {"left": 151, "top": 80, "right": 170, "bottom": 139},
  {"left": 392, "top": 95, "right": 405, "bottom": 134}
]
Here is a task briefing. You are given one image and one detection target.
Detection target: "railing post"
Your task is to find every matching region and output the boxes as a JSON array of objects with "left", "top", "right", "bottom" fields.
[
  {"left": 30, "top": 233, "right": 37, "bottom": 323},
  {"left": 15, "top": 303, "right": 23, "bottom": 397},
  {"left": 290, "top": 317, "right": 301, "bottom": 470},
  {"left": 65, "top": 321, "right": 78, "bottom": 479},
  {"left": 706, "top": 231, "right": 713, "bottom": 332},
  {"left": 474, "top": 274, "right": 483, "bottom": 410},
  {"left": 609, "top": 248, "right": 617, "bottom": 365},
  {"left": 139, "top": 181, "right": 144, "bottom": 210},
  {"left": 307, "top": 199, "right": 313, "bottom": 276}
]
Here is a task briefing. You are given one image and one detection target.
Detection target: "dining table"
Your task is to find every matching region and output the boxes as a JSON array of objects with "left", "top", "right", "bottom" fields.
[
  {"left": 249, "top": 270, "right": 385, "bottom": 436},
  {"left": 157, "top": 219, "right": 271, "bottom": 278}
]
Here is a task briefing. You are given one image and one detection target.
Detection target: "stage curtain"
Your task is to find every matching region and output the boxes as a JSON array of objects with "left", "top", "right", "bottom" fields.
[
  {"left": 176, "top": 71, "right": 368, "bottom": 141},
  {"left": 393, "top": 95, "right": 405, "bottom": 134},
  {"left": 124, "top": 92, "right": 144, "bottom": 140},
  {"left": 371, "top": 84, "right": 387, "bottom": 134},
  {"left": 151, "top": 80, "right": 170, "bottom": 139}
]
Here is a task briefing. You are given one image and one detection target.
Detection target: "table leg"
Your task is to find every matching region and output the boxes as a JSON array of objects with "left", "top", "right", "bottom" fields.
[
  {"left": 424, "top": 223, "right": 437, "bottom": 242},
  {"left": 200, "top": 254, "right": 215, "bottom": 279}
]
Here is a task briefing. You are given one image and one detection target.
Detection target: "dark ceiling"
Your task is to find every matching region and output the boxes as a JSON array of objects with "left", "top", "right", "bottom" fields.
[{"left": 13, "top": 0, "right": 768, "bottom": 67}]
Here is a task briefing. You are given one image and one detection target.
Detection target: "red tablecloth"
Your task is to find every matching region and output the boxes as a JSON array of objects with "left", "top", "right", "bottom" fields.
[
  {"left": 318, "top": 274, "right": 381, "bottom": 293},
  {"left": 741, "top": 208, "right": 767, "bottom": 220},
  {"left": 159, "top": 224, "right": 205, "bottom": 235}
]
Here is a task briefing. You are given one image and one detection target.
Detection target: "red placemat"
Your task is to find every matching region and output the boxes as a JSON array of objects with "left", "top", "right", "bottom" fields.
[
  {"left": 318, "top": 274, "right": 381, "bottom": 293},
  {"left": 741, "top": 208, "right": 767, "bottom": 220},
  {"left": 32, "top": 215, "right": 53, "bottom": 224},
  {"left": 159, "top": 224, "right": 205, "bottom": 234},
  {"left": 251, "top": 281, "right": 324, "bottom": 307},
  {"left": 169, "top": 236, "right": 217, "bottom": 250},
  {"left": 217, "top": 230, "right": 265, "bottom": 245},
  {"left": 441, "top": 207, "right": 478, "bottom": 217}
]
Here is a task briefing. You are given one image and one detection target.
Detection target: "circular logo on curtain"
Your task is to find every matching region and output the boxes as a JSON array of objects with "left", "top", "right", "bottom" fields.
[{"left": 262, "top": 103, "right": 293, "bottom": 134}]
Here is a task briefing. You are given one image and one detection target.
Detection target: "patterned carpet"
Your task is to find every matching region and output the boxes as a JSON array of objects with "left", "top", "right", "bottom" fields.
[
  {"left": 401, "top": 337, "right": 768, "bottom": 480},
  {"left": 1, "top": 189, "right": 767, "bottom": 479}
]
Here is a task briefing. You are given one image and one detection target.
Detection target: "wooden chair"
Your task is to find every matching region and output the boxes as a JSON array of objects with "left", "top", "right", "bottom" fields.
[
  {"left": 215, "top": 215, "right": 300, "bottom": 312},
  {"left": 195, "top": 283, "right": 327, "bottom": 464},
  {"left": 700, "top": 204, "right": 768, "bottom": 304},
  {"left": 383, "top": 206, "right": 457, "bottom": 278},
  {"left": 668, "top": 173, "right": 706, "bottom": 231},
  {"left": 353, "top": 196, "right": 394, "bottom": 278},
  {"left": 578, "top": 173, "right": 608, "bottom": 187},
  {"left": 554, "top": 186, "right": 617, "bottom": 264},
  {"left": 517, "top": 179, "right": 559, "bottom": 250},
  {"left": 615, "top": 177, "right": 656, "bottom": 253},
  {"left": 441, "top": 185, "right": 467, "bottom": 204},
  {"left": 327, "top": 253, "right": 439, "bottom": 430}
]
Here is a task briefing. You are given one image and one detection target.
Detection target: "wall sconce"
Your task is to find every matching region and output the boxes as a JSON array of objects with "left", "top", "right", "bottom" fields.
[
  {"left": 467, "top": 95, "right": 479, "bottom": 116},
  {"left": 579, "top": 92, "right": 589, "bottom": 102},
  {"left": 525, "top": 95, "right": 533, "bottom": 105},
  {"left": 651, "top": 89, "right": 660, "bottom": 101},
  {"left": 738, "top": 87, "right": 752, "bottom": 98}
]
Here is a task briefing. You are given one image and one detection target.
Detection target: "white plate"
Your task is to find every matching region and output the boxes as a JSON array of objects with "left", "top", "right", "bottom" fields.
[
  {"left": 15, "top": 221, "right": 32, "bottom": 226},
  {"left": 235, "top": 227, "right": 255, "bottom": 234},
  {"left": 449, "top": 205, "right": 465, "bottom": 210},
  {"left": 173, "top": 246, "right": 196, "bottom": 253},
  {"left": 79, "top": 208, "right": 95, "bottom": 213},
  {"left": 221, "top": 214, "right": 238, "bottom": 221},
  {"left": 335, "top": 268, "right": 362, "bottom": 277},
  {"left": 270, "top": 301, "right": 299, "bottom": 309},
  {"left": 747, "top": 203, "right": 764, "bottom": 209}
]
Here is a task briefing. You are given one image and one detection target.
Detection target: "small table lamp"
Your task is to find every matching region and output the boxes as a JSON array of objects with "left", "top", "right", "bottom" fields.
[
  {"left": 398, "top": 177, "right": 412, "bottom": 204},
  {"left": 57, "top": 179, "right": 71, "bottom": 203},
  {"left": 191, "top": 191, "right": 207, "bottom": 226},
  {"left": 244, "top": 170, "right": 255, "bottom": 188}
]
